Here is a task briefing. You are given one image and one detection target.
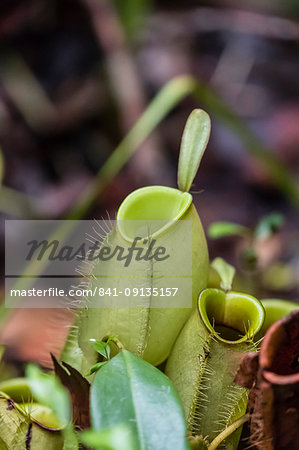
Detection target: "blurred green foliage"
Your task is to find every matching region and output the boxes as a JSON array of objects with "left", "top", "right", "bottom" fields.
[{"left": 114, "top": 0, "right": 153, "bottom": 39}]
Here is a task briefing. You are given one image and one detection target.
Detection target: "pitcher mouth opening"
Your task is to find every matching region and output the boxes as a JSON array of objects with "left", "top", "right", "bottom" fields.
[
  {"left": 198, "top": 289, "right": 265, "bottom": 344},
  {"left": 117, "top": 186, "right": 192, "bottom": 242}
]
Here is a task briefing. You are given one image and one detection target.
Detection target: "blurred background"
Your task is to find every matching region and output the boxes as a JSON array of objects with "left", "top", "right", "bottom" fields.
[{"left": 0, "top": 0, "right": 298, "bottom": 369}]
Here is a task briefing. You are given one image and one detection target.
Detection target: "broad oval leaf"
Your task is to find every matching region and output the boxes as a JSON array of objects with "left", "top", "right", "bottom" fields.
[
  {"left": 90, "top": 350, "right": 188, "bottom": 450},
  {"left": 177, "top": 109, "right": 211, "bottom": 192}
]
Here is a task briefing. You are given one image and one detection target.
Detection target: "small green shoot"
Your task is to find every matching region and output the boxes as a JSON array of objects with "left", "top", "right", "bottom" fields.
[
  {"left": 85, "top": 336, "right": 118, "bottom": 376},
  {"left": 86, "top": 361, "right": 108, "bottom": 377},
  {"left": 211, "top": 257, "right": 236, "bottom": 292}
]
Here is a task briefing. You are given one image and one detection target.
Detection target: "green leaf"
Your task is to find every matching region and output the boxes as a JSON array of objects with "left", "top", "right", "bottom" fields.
[
  {"left": 177, "top": 109, "right": 211, "bottom": 192},
  {"left": 80, "top": 425, "right": 135, "bottom": 450},
  {"left": 86, "top": 361, "right": 108, "bottom": 377},
  {"left": 208, "top": 221, "right": 250, "bottom": 239},
  {"left": 91, "top": 336, "right": 117, "bottom": 360},
  {"left": 114, "top": 0, "right": 152, "bottom": 39},
  {"left": 211, "top": 258, "right": 236, "bottom": 291},
  {"left": 254, "top": 213, "right": 284, "bottom": 239},
  {"left": 105, "top": 344, "right": 111, "bottom": 360},
  {"left": 26, "top": 364, "right": 71, "bottom": 426},
  {"left": 92, "top": 340, "right": 109, "bottom": 359},
  {"left": 90, "top": 350, "right": 188, "bottom": 450}
]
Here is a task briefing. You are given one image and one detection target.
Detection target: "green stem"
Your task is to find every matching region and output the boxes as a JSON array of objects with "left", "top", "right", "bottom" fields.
[{"left": 207, "top": 414, "right": 249, "bottom": 450}]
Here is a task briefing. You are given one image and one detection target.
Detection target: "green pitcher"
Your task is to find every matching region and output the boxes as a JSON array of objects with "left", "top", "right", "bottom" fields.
[
  {"left": 166, "top": 259, "right": 265, "bottom": 449},
  {"left": 61, "top": 109, "right": 210, "bottom": 372}
]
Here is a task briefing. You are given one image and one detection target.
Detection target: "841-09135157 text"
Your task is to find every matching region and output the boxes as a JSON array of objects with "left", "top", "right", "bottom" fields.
[{"left": 9, "top": 286, "right": 179, "bottom": 298}]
